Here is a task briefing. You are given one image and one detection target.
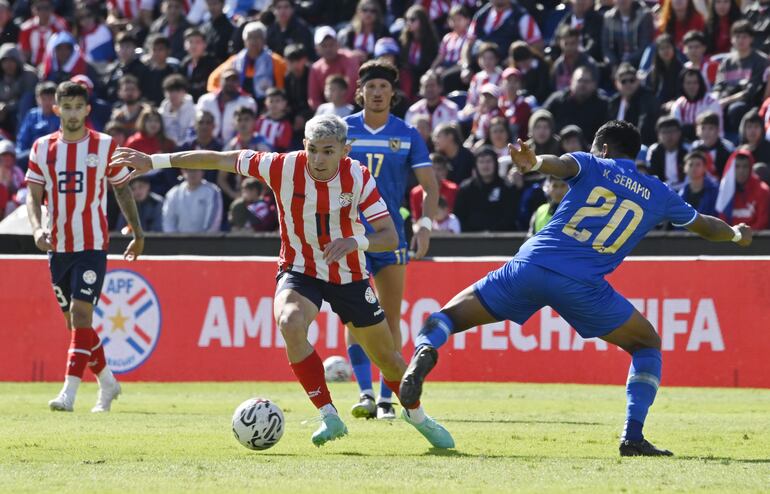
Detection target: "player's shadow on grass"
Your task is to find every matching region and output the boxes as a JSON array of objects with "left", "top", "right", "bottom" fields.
[{"left": 444, "top": 418, "right": 603, "bottom": 426}]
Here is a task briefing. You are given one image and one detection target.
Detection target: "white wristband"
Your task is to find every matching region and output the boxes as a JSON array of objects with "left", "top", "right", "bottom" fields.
[
  {"left": 731, "top": 226, "right": 742, "bottom": 243},
  {"left": 531, "top": 157, "right": 543, "bottom": 172},
  {"left": 417, "top": 216, "right": 433, "bottom": 231},
  {"left": 151, "top": 153, "right": 172, "bottom": 169},
  {"left": 353, "top": 234, "right": 369, "bottom": 251}
]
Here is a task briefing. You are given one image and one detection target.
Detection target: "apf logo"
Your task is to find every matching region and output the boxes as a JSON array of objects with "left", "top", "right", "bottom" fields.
[{"left": 93, "top": 270, "right": 161, "bottom": 374}]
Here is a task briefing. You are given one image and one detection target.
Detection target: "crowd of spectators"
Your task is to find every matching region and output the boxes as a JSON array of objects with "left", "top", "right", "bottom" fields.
[{"left": 0, "top": 0, "right": 768, "bottom": 234}]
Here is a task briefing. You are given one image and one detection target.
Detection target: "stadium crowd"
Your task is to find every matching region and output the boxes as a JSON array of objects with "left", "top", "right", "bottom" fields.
[{"left": 0, "top": 0, "right": 769, "bottom": 234}]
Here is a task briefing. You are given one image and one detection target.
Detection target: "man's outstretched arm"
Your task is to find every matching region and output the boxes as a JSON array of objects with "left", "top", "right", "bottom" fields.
[
  {"left": 110, "top": 148, "right": 244, "bottom": 175},
  {"left": 685, "top": 214, "right": 753, "bottom": 247}
]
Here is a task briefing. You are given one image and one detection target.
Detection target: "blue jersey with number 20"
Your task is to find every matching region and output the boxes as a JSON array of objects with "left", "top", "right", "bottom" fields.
[
  {"left": 344, "top": 112, "right": 432, "bottom": 243},
  {"left": 516, "top": 152, "right": 697, "bottom": 284}
]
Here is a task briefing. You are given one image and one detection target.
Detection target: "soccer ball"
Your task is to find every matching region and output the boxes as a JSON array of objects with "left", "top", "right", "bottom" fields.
[
  {"left": 323, "top": 355, "right": 353, "bottom": 382},
  {"left": 231, "top": 398, "right": 285, "bottom": 451}
]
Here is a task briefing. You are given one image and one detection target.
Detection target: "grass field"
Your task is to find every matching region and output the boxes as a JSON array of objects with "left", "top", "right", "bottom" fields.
[{"left": 1, "top": 382, "right": 768, "bottom": 493}]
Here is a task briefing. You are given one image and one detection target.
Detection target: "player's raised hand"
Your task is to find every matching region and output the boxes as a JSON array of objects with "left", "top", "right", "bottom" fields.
[
  {"left": 323, "top": 238, "right": 358, "bottom": 264},
  {"left": 735, "top": 223, "right": 753, "bottom": 247},
  {"left": 508, "top": 139, "right": 538, "bottom": 174},
  {"left": 111, "top": 148, "right": 153, "bottom": 178},
  {"left": 32, "top": 228, "right": 53, "bottom": 252},
  {"left": 123, "top": 236, "right": 144, "bottom": 262}
]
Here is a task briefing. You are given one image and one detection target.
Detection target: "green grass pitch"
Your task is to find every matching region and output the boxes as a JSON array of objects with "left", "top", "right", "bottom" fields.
[{"left": 1, "top": 382, "right": 768, "bottom": 493}]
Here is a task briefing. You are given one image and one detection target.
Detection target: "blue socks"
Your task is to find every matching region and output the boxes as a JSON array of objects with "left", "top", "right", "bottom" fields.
[
  {"left": 414, "top": 312, "right": 454, "bottom": 351},
  {"left": 378, "top": 374, "right": 393, "bottom": 402},
  {"left": 347, "top": 344, "right": 373, "bottom": 396},
  {"left": 623, "top": 348, "right": 662, "bottom": 442}
]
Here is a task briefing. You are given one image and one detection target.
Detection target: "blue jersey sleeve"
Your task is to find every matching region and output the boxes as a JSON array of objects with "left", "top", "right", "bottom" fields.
[
  {"left": 408, "top": 126, "right": 431, "bottom": 169},
  {"left": 665, "top": 187, "right": 698, "bottom": 227},
  {"left": 565, "top": 152, "right": 594, "bottom": 186}
]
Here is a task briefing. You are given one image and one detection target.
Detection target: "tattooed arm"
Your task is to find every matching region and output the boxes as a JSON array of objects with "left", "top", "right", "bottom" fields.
[{"left": 113, "top": 182, "right": 145, "bottom": 261}]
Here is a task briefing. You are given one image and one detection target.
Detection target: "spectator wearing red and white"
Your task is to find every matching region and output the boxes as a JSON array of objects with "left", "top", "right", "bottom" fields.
[
  {"left": 207, "top": 21, "right": 287, "bottom": 105},
  {"left": 499, "top": 67, "right": 532, "bottom": 141},
  {"left": 399, "top": 5, "right": 440, "bottom": 91},
  {"left": 550, "top": 25, "right": 598, "bottom": 92},
  {"left": 671, "top": 67, "right": 722, "bottom": 140},
  {"left": 256, "top": 87, "right": 293, "bottom": 152},
  {"left": 107, "top": 0, "right": 155, "bottom": 30},
  {"left": 471, "top": 83, "right": 503, "bottom": 141},
  {"left": 418, "top": 0, "right": 475, "bottom": 22},
  {"left": 474, "top": 116, "right": 513, "bottom": 160},
  {"left": 682, "top": 30, "right": 719, "bottom": 88},
  {"left": 41, "top": 32, "right": 96, "bottom": 84},
  {"left": 197, "top": 68, "right": 257, "bottom": 143},
  {"left": 308, "top": 26, "right": 359, "bottom": 110},
  {"left": 75, "top": 7, "right": 115, "bottom": 65},
  {"left": 467, "top": 0, "right": 543, "bottom": 60},
  {"left": 338, "top": 0, "right": 389, "bottom": 64},
  {"left": 433, "top": 196, "right": 461, "bottom": 233},
  {"left": 409, "top": 153, "right": 459, "bottom": 218},
  {"left": 430, "top": 4, "right": 471, "bottom": 75},
  {"left": 19, "top": 0, "right": 68, "bottom": 67},
  {"left": 460, "top": 42, "right": 502, "bottom": 120},
  {"left": 716, "top": 149, "right": 770, "bottom": 229},
  {"left": 405, "top": 70, "right": 458, "bottom": 131}
]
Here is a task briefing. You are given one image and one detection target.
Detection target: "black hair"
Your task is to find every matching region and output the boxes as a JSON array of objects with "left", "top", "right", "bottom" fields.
[
  {"left": 163, "top": 74, "right": 188, "bottom": 92},
  {"left": 679, "top": 66, "right": 706, "bottom": 102},
  {"left": 55, "top": 81, "right": 89, "bottom": 104},
  {"left": 730, "top": 19, "right": 754, "bottom": 37},
  {"left": 183, "top": 27, "right": 205, "bottom": 40},
  {"left": 266, "top": 87, "right": 287, "bottom": 99},
  {"left": 593, "top": 120, "right": 642, "bottom": 159},
  {"left": 474, "top": 145, "right": 498, "bottom": 163},
  {"left": 234, "top": 106, "right": 256, "bottom": 119},
  {"left": 696, "top": 111, "right": 720, "bottom": 128},
  {"left": 284, "top": 43, "right": 306, "bottom": 60},
  {"left": 682, "top": 29, "right": 706, "bottom": 46}
]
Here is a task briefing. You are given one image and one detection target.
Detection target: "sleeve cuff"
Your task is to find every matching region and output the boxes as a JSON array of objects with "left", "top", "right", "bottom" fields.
[
  {"left": 365, "top": 210, "right": 390, "bottom": 222},
  {"left": 411, "top": 162, "right": 432, "bottom": 169},
  {"left": 671, "top": 210, "right": 698, "bottom": 227}
]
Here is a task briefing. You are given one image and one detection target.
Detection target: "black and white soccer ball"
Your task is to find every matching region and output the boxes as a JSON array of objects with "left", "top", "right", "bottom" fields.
[
  {"left": 232, "top": 398, "right": 285, "bottom": 451},
  {"left": 323, "top": 355, "right": 353, "bottom": 382}
]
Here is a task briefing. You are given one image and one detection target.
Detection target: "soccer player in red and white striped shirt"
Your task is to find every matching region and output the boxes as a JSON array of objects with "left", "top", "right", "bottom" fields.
[
  {"left": 110, "top": 114, "right": 454, "bottom": 449},
  {"left": 25, "top": 82, "right": 145, "bottom": 413}
]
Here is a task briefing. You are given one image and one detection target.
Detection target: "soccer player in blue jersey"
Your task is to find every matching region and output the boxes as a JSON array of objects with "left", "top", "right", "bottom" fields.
[
  {"left": 344, "top": 60, "right": 439, "bottom": 420},
  {"left": 399, "top": 120, "right": 753, "bottom": 456}
]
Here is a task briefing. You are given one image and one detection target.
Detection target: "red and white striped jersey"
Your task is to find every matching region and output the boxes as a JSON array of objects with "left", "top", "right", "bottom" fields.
[
  {"left": 438, "top": 31, "right": 469, "bottom": 65},
  {"left": 234, "top": 150, "right": 389, "bottom": 284},
  {"left": 107, "top": 0, "right": 155, "bottom": 20},
  {"left": 467, "top": 68, "right": 502, "bottom": 107},
  {"left": 405, "top": 97, "right": 460, "bottom": 130},
  {"left": 24, "top": 130, "right": 130, "bottom": 253},
  {"left": 670, "top": 94, "right": 723, "bottom": 135},
  {"left": 19, "top": 16, "right": 68, "bottom": 66},
  {"left": 255, "top": 116, "right": 293, "bottom": 151}
]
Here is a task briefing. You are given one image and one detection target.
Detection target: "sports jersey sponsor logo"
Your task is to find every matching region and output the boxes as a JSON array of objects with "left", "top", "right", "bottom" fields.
[
  {"left": 338, "top": 192, "right": 354, "bottom": 207},
  {"left": 93, "top": 270, "right": 162, "bottom": 374},
  {"left": 389, "top": 137, "right": 401, "bottom": 152},
  {"left": 82, "top": 270, "right": 97, "bottom": 285}
]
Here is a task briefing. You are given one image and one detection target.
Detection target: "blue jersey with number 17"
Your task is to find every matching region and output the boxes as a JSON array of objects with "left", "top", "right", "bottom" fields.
[
  {"left": 344, "top": 112, "right": 432, "bottom": 243},
  {"left": 516, "top": 151, "right": 698, "bottom": 285}
]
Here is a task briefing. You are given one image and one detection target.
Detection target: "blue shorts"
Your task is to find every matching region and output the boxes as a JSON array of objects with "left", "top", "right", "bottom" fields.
[
  {"left": 473, "top": 260, "right": 634, "bottom": 339},
  {"left": 365, "top": 242, "right": 408, "bottom": 276},
  {"left": 48, "top": 250, "right": 108, "bottom": 311}
]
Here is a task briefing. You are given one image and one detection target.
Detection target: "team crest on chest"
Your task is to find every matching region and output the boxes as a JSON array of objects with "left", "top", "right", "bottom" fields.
[
  {"left": 86, "top": 154, "right": 100, "bottom": 168},
  {"left": 338, "top": 192, "right": 354, "bottom": 207},
  {"left": 389, "top": 137, "right": 401, "bottom": 152}
]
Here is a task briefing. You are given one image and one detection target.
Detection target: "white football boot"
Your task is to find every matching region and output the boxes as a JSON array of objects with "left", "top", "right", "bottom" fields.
[{"left": 91, "top": 380, "right": 122, "bottom": 413}]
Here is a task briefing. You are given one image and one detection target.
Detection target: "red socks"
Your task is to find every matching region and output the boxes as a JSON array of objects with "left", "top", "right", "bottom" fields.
[
  {"left": 384, "top": 379, "right": 420, "bottom": 409},
  {"left": 290, "top": 351, "right": 333, "bottom": 408},
  {"left": 88, "top": 328, "right": 107, "bottom": 375},
  {"left": 66, "top": 328, "right": 93, "bottom": 378}
]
